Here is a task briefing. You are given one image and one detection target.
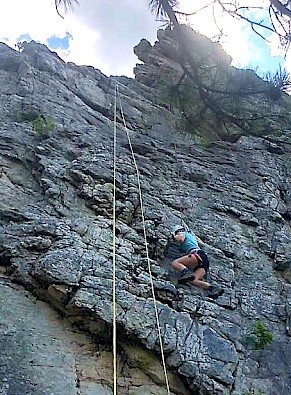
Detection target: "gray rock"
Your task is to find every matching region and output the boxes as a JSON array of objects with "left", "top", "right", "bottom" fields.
[{"left": 0, "top": 31, "right": 291, "bottom": 395}]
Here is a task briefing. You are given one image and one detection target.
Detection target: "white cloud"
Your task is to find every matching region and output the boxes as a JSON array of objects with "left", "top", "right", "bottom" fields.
[
  {"left": 62, "top": 0, "right": 159, "bottom": 76},
  {"left": 0, "top": 0, "right": 159, "bottom": 76},
  {"left": 260, "top": 27, "right": 291, "bottom": 74},
  {"left": 178, "top": 0, "right": 257, "bottom": 67},
  {"left": 0, "top": 0, "right": 66, "bottom": 46}
]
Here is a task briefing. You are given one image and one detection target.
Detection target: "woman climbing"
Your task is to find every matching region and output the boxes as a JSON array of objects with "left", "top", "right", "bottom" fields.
[{"left": 164, "top": 225, "right": 224, "bottom": 299}]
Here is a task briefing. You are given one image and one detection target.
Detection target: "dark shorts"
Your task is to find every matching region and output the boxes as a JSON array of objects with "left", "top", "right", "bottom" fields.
[{"left": 190, "top": 249, "right": 209, "bottom": 273}]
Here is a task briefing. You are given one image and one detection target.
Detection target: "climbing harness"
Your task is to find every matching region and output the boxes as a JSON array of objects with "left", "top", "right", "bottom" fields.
[{"left": 112, "top": 82, "right": 170, "bottom": 395}]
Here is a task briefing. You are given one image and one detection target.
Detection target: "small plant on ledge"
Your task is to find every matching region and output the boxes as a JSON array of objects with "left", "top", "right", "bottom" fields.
[
  {"left": 246, "top": 319, "right": 273, "bottom": 350},
  {"left": 31, "top": 115, "right": 55, "bottom": 137}
]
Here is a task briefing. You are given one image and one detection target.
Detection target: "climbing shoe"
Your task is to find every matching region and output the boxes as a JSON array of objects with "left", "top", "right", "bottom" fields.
[
  {"left": 178, "top": 268, "right": 195, "bottom": 284},
  {"left": 207, "top": 285, "right": 224, "bottom": 299}
]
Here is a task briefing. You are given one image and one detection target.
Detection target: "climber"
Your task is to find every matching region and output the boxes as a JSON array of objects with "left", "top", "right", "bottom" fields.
[{"left": 164, "top": 225, "right": 224, "bottom": 299}]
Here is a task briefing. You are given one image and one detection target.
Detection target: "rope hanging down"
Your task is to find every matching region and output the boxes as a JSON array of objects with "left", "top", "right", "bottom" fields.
[
  {"left": 112, "top": 82, "right": 170, "bottom": 395},
  {"left": 112, "top": 84, "right": 118, "bottom": 395}
]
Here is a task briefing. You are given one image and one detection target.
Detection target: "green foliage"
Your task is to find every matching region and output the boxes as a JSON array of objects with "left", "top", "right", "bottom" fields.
[
  {"left": 31, "top": 115, "right": 55, "bottom": 136},
  {"left": 262, "top": 65, "right": 291, "bottom": 94},
  {"left": 246, "top": 320, "right": 273, "bottom": 350},
  {"left": 149, "top": 0, "right": 179, "bottom": 19},
  {"left": 158, "top": 74, "right": 181, "bottom": 108},
  {"left": 229, "top": 68, "right": 259, "bottom": 92},
  {"left": 158, "top": 74, "right": 218, "bottom": 143},
  {"left": 194, "top": 133, "right": 213, "bottom": 147}
]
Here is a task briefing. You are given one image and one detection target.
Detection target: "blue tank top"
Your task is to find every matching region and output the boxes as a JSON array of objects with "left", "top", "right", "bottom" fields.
[{"left": 180, "top": 231, "right": 199, "bottom": 254}]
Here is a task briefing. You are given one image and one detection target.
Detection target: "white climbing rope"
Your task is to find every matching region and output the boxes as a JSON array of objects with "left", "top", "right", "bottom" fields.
[
  {"left": 112, "top": 84, "right": 117, "bottom": 395},
  {"left": 112, "top": 82, "right": 171, "bottom": 394}
]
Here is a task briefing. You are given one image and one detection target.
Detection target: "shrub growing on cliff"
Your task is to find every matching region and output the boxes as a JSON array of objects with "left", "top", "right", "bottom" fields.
[
  {"left": 246, "top": 320, "right": 273, "bottom": 350},
  {"left": 262, "top": 66, "right": 291, "bottom": 94},
  {"left": 158, "top": 73, "right": 227, "bottom": 142},
  {"left": 31, "top": 115, "right": 55, "bottom": 136}
]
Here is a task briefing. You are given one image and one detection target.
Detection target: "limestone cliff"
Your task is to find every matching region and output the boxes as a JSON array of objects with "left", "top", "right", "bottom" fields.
[
  {"left": 0, "top": 27, "right": 290, "bottom": 395},
  {"left": 134, "top": 26, "right": 291, "bottom": 143}
]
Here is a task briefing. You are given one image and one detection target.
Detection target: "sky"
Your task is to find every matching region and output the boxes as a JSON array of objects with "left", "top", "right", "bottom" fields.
[{"left": 0, "top": 0, "right": 288, "bottom": 78}]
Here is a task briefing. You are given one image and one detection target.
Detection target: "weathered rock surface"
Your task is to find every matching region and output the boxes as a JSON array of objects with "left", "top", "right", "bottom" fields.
[
  {"left": 134, "top": 26, "right": 291, "bottom": 142},
  {"left": 0, "top": 29, "right": 290, "bottom": 395},
  {"left": 0, "top": 275, "right": 187, "bottom": 395}
]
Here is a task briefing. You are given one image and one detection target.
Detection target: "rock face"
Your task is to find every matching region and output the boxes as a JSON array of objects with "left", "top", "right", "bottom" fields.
[
  {"left": 134, "top": 27, "right": 232, "bottom": 87},
  {"left": 134, "top": 26, "right": 291, "bottom": 143},
  {"left": 1, "top": 275, "right": 187, "bottom": 395},
  {"left": 0, "top": 31, "right": 290, "bottom": 395}
]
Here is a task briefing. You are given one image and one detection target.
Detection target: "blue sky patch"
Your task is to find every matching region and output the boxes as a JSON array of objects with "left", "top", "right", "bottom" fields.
[
  {"left": 232, "top": 23, "right": 284, "bottom": 75},
  {"left": 247, "top": 33, "right": 284, "bottom": 74},
  {"left": 47, "top": 32, "right": 72, "bottom": 50},
  {"left": 16, "top": 33, "right": 32, "bottom": 43},
  {"left": 238, "top": 9, "right": 285, "bottom": 74}
]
